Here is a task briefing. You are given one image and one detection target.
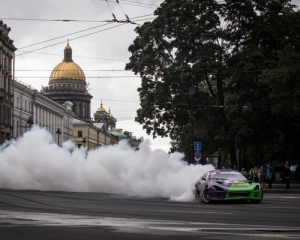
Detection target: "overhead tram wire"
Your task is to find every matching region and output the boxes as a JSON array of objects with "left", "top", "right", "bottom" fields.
[
  {"left": 16, "top": 76, "right": 140, "bottom": 78},
  {"left": 115, "top": 0, "right": 136, "bottom": 24},
  {"left": 16, "top": 14, "right": 153, "bottom": 53},
  {"left": 16, "top": 23, "right": 126, "bottom": 56},
  {"left": 15, "top": 51, "right": 128, "bottom": 62},
  {"left": 15, "top": 17, "right": 155, "bottom": 57},
  {"left": 119, "top": 0, "right": 158, "bottom": 7},
  {"left": 0, "top": 14, "right": 154, "bottom": 24},
  {"left": 17, "top": 14, "right": 154, "bottom": 50},
  {"left": 99, "top": 0, "right": 157, "bottom": 8},
  {"left": 18, "top": 22, "right": 112, "bottom": 50},
  {"left": 104, "top": 0, "right": 137, "bottom": 24}
]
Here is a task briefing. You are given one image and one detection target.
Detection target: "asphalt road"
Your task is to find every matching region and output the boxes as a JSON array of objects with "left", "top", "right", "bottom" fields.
[{"left": 0, "top": 189, "right": 299, "bottom": 240}]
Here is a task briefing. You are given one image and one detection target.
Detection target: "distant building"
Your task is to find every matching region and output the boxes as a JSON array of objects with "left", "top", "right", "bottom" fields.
[
  {"left": 93, "top": 101, "right": 117, "bottom": 130},
  {"left": 109, "top": 129, "right": 143, "bottom": 150},
  {"left": 0, "top": 20, "right": 17, "bottom": 144},
  {"left": 73, "top": 119, "right": 118, "bottom": 150},
  {"left": 42, "top": 42, "right": 93, "bottom": 122},
  {"left": 13, "top": 79, "right": 74, "bottom": 144}
]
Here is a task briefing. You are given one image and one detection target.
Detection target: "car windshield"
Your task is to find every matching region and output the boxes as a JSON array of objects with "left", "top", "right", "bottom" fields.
[{"left": 209, "top": 172, "right": 246, "bottom": 181}]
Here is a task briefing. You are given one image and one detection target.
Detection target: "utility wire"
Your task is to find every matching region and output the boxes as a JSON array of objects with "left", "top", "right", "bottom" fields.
[
  {"left": 18, "top": 23, "right": 112, "bottom": 50},
  {"left": 15, "top": 51, "right": 128, "bottom": 62},
  {"left": 16, "top": 23, "right": 125, "bottom": 56},
  {"left": 16, "top": 76, "right": 140, "bottom": 78},
  {"left": 16, "top": 16, "right": 155, "bottom": 56},
  {"left": 17, "top": 14, "right": 154, "bottom": 50},
  {"left": 100, "top": 0, "right": 157, "bottom": 8},
  {"left": 0, "top": 14, "right": 154, "bottom": 23},
  {"left": 15, "top": 69, "right": 132, "bottom": 71},
  {"left": 104, "top": 0, "right": 138, "bottom": 24}
]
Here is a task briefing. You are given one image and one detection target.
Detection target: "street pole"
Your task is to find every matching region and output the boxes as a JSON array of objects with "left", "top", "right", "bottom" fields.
[
  {"left": 190, "top": 106, "right": 194, "bottom": 165},
  {"left": 189, "top": 85, "right": 195, "bottom": 165},
  {"left": 56, "top": 128, "right": 61, "bottom": 146}
]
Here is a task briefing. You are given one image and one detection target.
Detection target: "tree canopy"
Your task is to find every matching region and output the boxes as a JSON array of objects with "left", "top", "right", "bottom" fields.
[{"left": 126, "top": 0, "right": 300, "bottom": 167}]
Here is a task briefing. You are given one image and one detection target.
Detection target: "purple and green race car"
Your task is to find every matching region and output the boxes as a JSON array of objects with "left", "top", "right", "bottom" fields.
[{"left": 195, "top": 169, "right": 263, "bottom": 203}]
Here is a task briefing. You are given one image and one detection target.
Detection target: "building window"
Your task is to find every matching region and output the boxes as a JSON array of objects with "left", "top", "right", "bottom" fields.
[
  {"left": 17, "top": 97, "right": 19, "bottom": 108},
  {"left": 25, "top": 101, "right": 27, "bottom": 111},
  {"left": 16, "top": 120, "right": 19, "bottom": 136},
  {"left": 78, "top": 131, "right": 82, "bottom": 137},
  {"left": 78, "top": 144, "right": 82, "bottom": 148}
]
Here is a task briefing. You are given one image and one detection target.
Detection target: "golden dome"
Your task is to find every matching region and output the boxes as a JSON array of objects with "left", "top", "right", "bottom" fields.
[
  {"left": 64, "top": 42, "right": 72, "bottom": 50},
  {"left": 97, "top": 101, "right": 107, "bottom": 112},
  {"left": 50, "top": 42, "right": 85, "bottom": 81},
  {"left": 50, "top": 61, "right": 86, "bottom": 80},
  {"left": 108, "top": 107, "right": 114, "bottom": 117}
]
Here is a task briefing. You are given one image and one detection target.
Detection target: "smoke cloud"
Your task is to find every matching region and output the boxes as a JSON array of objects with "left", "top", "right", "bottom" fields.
[{"left": 0, "top": 126, "right": 214, "bottom": 201}]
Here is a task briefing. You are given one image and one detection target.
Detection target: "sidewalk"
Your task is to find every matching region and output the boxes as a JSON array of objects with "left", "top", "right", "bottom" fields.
[{"left": 263, "top": 184, "right": 300, "bottom": 194}]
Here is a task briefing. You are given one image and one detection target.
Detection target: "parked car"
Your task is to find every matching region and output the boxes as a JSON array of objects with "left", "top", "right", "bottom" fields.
[
  {"left": 290, "top": 165, "right": 300, "bottom": 179},
  {"left": 195, "top": 169, "right": 263, "bottom": 203}
]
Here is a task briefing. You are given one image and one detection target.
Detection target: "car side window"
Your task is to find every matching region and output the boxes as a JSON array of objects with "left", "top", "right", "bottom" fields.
[{"left": 201, "top": 173, "right": 207, "bottom": 180}]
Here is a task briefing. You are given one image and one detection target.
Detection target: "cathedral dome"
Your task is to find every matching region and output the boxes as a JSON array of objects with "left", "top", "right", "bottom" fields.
[
  {"left": 108, "top": 107, "right": 114, "bottom": 117},
  {"left": 50, "top": 62, "right": 86, "bottom": 80},
  {"left": 50, "top": 42, "right": 85, "bottom": 81},
  {"left": 97, "top": 101, "right": 107, "bottom": 112}
]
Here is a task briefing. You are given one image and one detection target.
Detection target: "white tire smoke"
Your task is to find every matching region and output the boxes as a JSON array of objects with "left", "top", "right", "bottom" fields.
[{"left": 0, "top": 126, "right": 214, "bottom": 201}]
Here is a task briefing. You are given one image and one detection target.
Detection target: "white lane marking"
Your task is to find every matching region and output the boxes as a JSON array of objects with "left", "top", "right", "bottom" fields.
[
  {"left": 265, "top": 195, "right": 300, "bottom": 199},
  {"left": 264, "top": 207, "right": 300, "bottom": 210},
  {"left": 158, "top": 210, "right": 233, "bottom": 215},
  {"left": 0, "top": 210, "right": 299, "bottom": 239},
  {"left": 280, "top": 196, "right": 300, "bottom": 199}
]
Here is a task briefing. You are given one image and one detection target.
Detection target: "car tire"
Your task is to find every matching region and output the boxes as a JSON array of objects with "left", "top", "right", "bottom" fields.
[
  {"left": 202, "top": 188, "right": 211, "bottom": 203},
  {"left": 250, "top": 191, "right": 263, "bottom": 203}
]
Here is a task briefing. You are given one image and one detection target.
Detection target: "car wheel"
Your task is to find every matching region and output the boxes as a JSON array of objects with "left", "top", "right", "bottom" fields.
[
  {"left": 203, "top": 188, "right": 211, "bottom": 203},
  {"left": 250, "top": 191, "right": 263, "bottom": 203}
]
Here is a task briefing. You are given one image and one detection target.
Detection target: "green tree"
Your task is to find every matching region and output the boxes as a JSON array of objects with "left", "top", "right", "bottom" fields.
[{"left": 126, "top": 0, "right": 300, "bottom": 166}]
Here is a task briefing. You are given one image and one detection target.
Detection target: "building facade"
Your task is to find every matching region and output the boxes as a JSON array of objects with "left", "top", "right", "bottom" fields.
[
  {"left": 73, "top": 119, "right": 118, "bottom": 150},
  {"left": 13, "top": 79, "right": 74, "bottom": 145},
  {"left": 42, "top": 42, "right": 93, "bottom": 121},
  {"left": 0, "top": 21, "right": 16, "bottom": 144}
]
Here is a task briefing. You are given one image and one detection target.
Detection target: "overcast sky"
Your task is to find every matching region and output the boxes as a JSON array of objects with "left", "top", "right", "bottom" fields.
[{"left": 1, "top": 0, "right": 299, "bottom": 153}]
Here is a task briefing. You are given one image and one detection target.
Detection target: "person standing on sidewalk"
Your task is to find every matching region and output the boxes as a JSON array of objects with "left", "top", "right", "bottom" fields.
[
  {"left": 260, "top": 166, "right": 266, "bottom": 189},
  {"left": 253, "top": 167, "right": 259, "bottom": 183},
  {"left": 266, "top": 164, "right": 272, "bottom": 189},
  {"left": 284, "top": 164, "right": 292, "bottom": 190}
]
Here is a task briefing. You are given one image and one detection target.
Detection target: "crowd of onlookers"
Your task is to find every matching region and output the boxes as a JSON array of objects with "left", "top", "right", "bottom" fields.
[{"left": 221, "top": 161, "right": 292, "bottom": 189}]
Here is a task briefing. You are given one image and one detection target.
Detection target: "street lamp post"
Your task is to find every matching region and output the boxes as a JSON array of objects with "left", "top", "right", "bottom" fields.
[
  {"left": 82, "top": 137, "right": 86, "bottom": 148},
  {"left": 20, "top": 116, "right": 34, "bottom": 133},
  {"left": 56, "top": 128, "right": 61, "bottom": 146},
  {"left": 26, "top": 116, "right": 34, "bottom": 129},
  {"left": 189, "top": 85, "right": 195, "bottom": 165}
]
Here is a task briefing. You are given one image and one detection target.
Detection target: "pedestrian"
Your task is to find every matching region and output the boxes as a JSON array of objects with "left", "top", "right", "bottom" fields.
[
  {"left": 241, "top": 168, "right": 248, "bottom": 178},
  {"left": 253, "top": 167, "right": 259, "bottom": 183},
  {"left": 248, "top": 168, "right": 253, "bottom": 181},
  {"left": 233, "top": 165, "right": 238, "bottom": 171},
  {"left": 259, "top": 166, "right": 266, "bottom": 189},
  {"left": 266, "top": 164, "right": 272, "bottom": 189},
  {"left": 284, "top": 164, "right": 291, "bottom": 190}
]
